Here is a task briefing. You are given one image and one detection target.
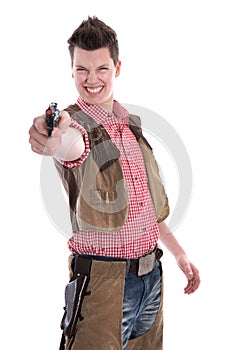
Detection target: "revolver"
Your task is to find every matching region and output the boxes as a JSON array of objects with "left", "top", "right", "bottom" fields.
[{"left": 45, "top": 102, "right": 61, "bottom": 138}]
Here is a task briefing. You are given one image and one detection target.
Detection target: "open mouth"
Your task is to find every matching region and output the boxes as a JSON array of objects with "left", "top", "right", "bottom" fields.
[{"left": 85, "top": 86, "right": 104, "bottom": 94}]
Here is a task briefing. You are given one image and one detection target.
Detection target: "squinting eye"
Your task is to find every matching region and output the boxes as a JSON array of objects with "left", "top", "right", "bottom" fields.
[{"left": 100, "top": 67, "right": 108, "bottom": 71}]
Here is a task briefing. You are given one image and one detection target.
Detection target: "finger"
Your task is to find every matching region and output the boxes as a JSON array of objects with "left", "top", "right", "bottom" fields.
[
  {"left": 29, "top": 136, "right": 49, "bottom": 155},
  {"left": 60, "top": 110, "right": 70, "bottom": 120},
  {"left": 30, "top": 138, "right": 60, "bottom": 156},
  {"left": 184, "top": 278, "right": 195, "bottom": 294},
  {"left": 50, "top": 110, "right": 71, "bottom": 137},
  {"left": 29, "top": 125, "right": 49, "bottom": 147},
  {"left": 185, "top": 283, "right": 197, "bottom": 294},
  {"left": 31, "top": 144, "right": 45, "bottom": 155},
  {"left": 184, "top": 274, "right": 201, "bottom": 294},
  {"left": 30, "top": 140, "right": 45, "bottom": 155},
  {"left": 33, "top": 115, "right": 48, "bottom": 136},
  {"left": 182, "top": 263, "right": 194, "bottom": 281},
  {"left": 29, "top": 123, "right": 56, "bottom": 153},
  {"left": 58, "top": 110, "right": 71, "bottom": 131}
]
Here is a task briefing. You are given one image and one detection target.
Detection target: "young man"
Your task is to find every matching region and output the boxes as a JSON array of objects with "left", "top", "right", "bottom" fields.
[{"left": 29, "top": 16, "right": 200, "bottom": 350}]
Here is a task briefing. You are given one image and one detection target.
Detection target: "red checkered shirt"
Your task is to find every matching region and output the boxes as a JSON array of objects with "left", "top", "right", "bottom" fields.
[{"left": 62, "top": 96, "right": 160, "bottom": 259}]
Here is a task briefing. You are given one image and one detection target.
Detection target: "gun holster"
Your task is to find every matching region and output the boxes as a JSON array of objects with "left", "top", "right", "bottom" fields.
[{"left": 59, "top": 255, "right": 92, "bottom": 350}]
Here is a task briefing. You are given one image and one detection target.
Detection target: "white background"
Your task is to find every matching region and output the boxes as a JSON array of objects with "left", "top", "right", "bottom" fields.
[{"left": 0, "top": 0, "right": 232, "bottom": 349}]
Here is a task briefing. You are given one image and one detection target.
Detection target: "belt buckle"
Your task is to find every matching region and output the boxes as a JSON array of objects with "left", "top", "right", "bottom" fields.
[{"left": 138, "top": 252, "right": 155, "bottom": 276}]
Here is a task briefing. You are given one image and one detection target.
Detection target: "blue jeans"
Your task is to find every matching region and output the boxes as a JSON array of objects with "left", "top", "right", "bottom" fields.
[{"left": 122, "top": 260, "right": 162, "bottom": 350}]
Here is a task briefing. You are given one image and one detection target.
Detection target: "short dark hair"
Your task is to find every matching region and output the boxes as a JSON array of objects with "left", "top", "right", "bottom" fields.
[{"left": 67, "top": 16, "right": 119, "bottom": 66}]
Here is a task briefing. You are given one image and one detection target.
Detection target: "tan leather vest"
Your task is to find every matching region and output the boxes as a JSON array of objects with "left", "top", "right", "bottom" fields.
[{"left": 54, "top": 104, "right": 169, "bottom": 232}]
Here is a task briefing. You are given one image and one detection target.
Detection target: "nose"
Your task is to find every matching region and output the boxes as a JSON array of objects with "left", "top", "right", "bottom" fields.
[{"left": 87, "top": 70, "right": 98, "bottom": 85}]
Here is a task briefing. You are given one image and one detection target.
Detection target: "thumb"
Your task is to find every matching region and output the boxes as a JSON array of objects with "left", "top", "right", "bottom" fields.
[
  {"left": 58, "top": 110, "right": 71, "bottom": 132},
  {"left": 184, "top": 264, "right": 194, "bottom": 280}
]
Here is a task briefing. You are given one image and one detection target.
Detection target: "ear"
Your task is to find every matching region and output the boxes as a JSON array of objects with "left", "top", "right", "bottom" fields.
[{"left": 115, "top": 60, "right": 121, "bottom": 77}]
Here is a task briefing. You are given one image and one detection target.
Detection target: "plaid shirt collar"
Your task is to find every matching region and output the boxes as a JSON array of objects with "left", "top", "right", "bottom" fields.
[{"left": 77, "top": 96, "right": 129, "bottom": 126}]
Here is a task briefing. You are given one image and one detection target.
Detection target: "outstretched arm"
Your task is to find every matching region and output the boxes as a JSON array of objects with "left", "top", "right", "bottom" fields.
[{"left": 158, "top": 221, "right": 200, "bottom": 294}]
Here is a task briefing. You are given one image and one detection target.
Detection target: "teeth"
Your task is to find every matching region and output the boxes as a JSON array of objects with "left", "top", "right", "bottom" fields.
[{"left": 86, "top": 87, "right": 103, "bottom": 93}]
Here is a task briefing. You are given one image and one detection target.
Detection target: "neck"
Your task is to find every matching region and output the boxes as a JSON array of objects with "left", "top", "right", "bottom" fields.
[
  {"left": 98, "top": 101, "right": 114, "bottom": 113},
  {"left": 78, "top": 96, "right": 114, "bottom": 113}
]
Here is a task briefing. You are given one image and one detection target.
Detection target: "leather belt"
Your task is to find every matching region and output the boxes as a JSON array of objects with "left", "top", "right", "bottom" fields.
[
  {"left": 129, "top": 247, "right": 163, "bottom": 274},
  {"left": 76, "top": 247, "right": 163, "bottom": 276}
]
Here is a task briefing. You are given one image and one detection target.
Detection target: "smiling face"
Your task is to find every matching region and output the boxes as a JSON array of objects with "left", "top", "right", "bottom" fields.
[{"left": 72, "top": 47, "right": 121, "bottom": 112}]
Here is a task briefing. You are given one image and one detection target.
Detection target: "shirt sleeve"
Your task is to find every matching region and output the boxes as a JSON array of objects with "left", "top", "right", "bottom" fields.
[{"left": 55, "top": 119, "right": 90, "bottom": 169}]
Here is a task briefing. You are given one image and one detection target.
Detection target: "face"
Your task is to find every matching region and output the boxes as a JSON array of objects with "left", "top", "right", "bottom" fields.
[{"left": 72, "top": 47, "right": 121, "bottom": 111}]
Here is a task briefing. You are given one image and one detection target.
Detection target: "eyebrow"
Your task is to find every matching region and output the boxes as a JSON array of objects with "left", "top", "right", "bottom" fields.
[
  {"left": 75, "top": 63, "right": 110, "bottom": 69},
  {"left": 98, "top": 64, "right": 110, "bottom": 68},
  {"left": 75, "top": 65, "right": 86, "bottom": 68}
]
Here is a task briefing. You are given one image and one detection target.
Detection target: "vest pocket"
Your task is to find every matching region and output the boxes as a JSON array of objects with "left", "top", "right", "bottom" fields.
[
  {"left": 90, "top": 190, "right": 118, "bottom": 204},
  {"left": 76, "top": 191, "right": 129, "bottom": 232}
]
